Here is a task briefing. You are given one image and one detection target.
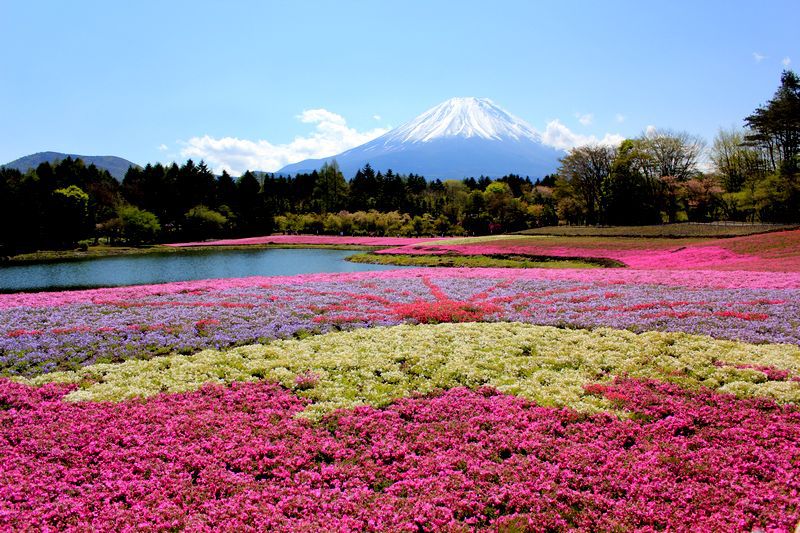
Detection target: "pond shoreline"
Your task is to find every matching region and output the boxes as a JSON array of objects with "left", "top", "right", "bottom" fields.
[{"left": 1, "top": 243, "right": 384, "bottom": 267}]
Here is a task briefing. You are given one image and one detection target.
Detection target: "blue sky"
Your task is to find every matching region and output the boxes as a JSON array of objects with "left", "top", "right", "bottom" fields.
[{"left": 1, "top": 0, "right": 797, "bottom": 174}]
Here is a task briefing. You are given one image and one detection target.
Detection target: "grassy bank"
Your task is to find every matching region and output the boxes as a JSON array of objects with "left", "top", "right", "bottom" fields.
[{"left": 346, "top": 252, "right": 618, "bottom": 269}]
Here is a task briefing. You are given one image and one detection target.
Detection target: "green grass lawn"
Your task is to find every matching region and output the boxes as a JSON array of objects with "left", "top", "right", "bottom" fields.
[
  {"left": 346, "top": 252, "right": 615, "bottom": 269},
  {"left": 514, "top": 223, "right": 798, "bottom": 238}
]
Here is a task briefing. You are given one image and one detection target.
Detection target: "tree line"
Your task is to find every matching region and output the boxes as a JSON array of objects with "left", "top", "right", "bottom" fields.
[
  {"left": 556, "top": 70, "right": 800, "bottom": 225},
  {"left": 0, "top": 154, "right": 561, "bottom": 254},
  {"left": 0, "top": 70, "right": 797, "bottom": 254}
]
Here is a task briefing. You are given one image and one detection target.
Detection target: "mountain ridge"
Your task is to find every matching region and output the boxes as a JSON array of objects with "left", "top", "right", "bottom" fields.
[{"left": 2, "top": 151, "right": 140, "bottom": 180}]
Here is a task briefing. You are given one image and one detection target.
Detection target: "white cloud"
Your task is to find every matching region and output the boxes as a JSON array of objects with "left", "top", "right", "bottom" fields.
[
  {"left": 783, "top": 56, "right": 792, "bottom": 67},
  {"left": 540, "top": 119, "right": 625, "bottom": 150},
  {"left": 615, "top": 113, "right": 626, "bottom": 123},
  {"left": 753, "top": 52, "right": 766, "bottom": 63},
  {"left": 296, "top": 108, "right": 346, "bottom": 126},
  {"left": 157, "top": 143, "right": 168, "bottom": 151},
  {"left": 180, "top": 109, "right": 389, "bottom": 175},
  {"left": 373, "top": 114, "right": 382, "bottom": 121},
  {"left": 575, "top": 112, "right": 593, "bottom": 126},
  {"left": 645, "top": 124, "right": 657, "bottom": 136}
]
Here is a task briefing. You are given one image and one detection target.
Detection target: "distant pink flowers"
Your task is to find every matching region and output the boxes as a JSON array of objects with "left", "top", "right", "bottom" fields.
[
  {"left": 1, "top": 377, "right": 798, "bottom": 531},
  {"left": 166, "top": 234, "right": 446, "bottom": 247}
]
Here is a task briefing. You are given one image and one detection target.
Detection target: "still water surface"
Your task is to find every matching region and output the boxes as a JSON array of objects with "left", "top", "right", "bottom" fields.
[{"left": 0, "top": 248, "right": 406, "bottom": 292}]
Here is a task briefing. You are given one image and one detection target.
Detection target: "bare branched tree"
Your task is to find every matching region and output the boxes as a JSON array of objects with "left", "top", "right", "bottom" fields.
[{"left": 637, "top": 128, "right": 706, "bottom": 181}]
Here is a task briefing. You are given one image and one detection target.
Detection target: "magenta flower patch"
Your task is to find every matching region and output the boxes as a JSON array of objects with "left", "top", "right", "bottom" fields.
[{"left": 0, "top": 378, "right": 798, "bottom": 531}]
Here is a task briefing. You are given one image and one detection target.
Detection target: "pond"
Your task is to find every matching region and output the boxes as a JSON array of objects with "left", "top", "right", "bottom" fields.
[{"left": 0, "top": 248, "right": 409, "bottom": 292}]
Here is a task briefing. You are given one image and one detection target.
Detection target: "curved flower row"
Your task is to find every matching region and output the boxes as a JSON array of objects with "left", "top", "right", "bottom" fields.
[
  {"left": 1, "top": 377, "right": 798, "bottom": 531},
  {"left": 26, "top": 323, "right": 800, "bottom": 419},
  {"left": 2, "top": 273, "right": 799, "bottom": 377}
]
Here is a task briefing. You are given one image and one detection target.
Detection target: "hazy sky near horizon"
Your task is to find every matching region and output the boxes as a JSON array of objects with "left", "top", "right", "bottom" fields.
[{"left": 1, "top": 0, "right": 797, "bottom": 174}]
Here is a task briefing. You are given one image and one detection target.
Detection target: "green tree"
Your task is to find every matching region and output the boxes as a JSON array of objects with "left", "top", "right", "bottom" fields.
[
  {"left": 217, "top": 170, "right": 238, "bottom": 211},
  {"left": 711, "top": 127, "right": 766, "bottom": 192},
  {"left": 236, "top": 171, "right": 263, "bottom": 234},
  {"left": 742, "top": 70, "right": 800, "bottom": 221},
  {"left": 349, "top": 164, "right": 378, "bottom": 211},
  {"left": 49, "top": 185, "right": 90, "bottom": 247},
  {"left": 313, "top": 160, "right": 348, "bottom": 213},
  {"left": 745, "top": 70, "right": 800, "bottom": 175},
  {"left": 118, "top": 206, "right": 161, "bottom": 245},
  {"left": 463, "top": 190, "right": 489, "bottom": 234},
  {"left": 557, "top": 144, "right": 616, "bottom": 225},
  {"left": 183, "top": 205, "right": 228, "bottom": 240},
  {"left": 603, "top": 140, "right": 661, "bottom": 225}
]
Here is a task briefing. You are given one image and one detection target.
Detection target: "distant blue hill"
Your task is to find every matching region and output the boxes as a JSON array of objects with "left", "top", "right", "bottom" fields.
[{"left": 2, "top": 151, "right": 140, "bottom": 180}]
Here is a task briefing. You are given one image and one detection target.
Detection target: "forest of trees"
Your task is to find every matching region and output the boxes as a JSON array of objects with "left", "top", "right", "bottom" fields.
[{"left": 1, "top": 70, "right": 798, "bottom": 255}]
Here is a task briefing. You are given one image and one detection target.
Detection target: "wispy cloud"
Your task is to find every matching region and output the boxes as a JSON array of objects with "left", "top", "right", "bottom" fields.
[
  {"left": 540, "top": 119, "right": 624, "bottom": 150},
  {"left": 783, "top": 56, "right": 792, "bottom": 67},
  {"left": 615, "top": 113, "right": 626, "bottom": 123},
  {"left": 373, "top": 114, "right": 382, "bottom": 121},
  {"left": 157, "top": 143, "right": 168, "bottom": 151},
  {"left": 753, "top": 52, "right": 766, "bottom": 63},
  {"left": 575, "top": 112, "right": 593, "bottom": 126},
  {"left": 180, "top": 109, "right": 389, "bottom": 175}
]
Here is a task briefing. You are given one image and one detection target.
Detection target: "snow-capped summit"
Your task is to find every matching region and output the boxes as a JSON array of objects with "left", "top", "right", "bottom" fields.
[
  {"left": 382, "top": 97, "right": 542, "bottom": 144},
  {"left": 278, "top": 97, "right": 563, "bottom": 179}
]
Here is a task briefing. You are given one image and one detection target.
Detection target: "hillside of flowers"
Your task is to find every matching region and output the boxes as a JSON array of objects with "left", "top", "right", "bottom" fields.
[{"left": 2, "top": 260, "right": 800, "bottom": 530}]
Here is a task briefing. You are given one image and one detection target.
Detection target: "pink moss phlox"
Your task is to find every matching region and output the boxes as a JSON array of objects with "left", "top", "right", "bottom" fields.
[
  {"left": 1, "top": 378, "right": 799, "bottom": 531},
  {"left": 293, "top": 371, "right": 321, "bottom": 390},
  {"left": 713, "top": 361, "right": 794, "bottom": 382},
  {"left": 3, "top": 268, "right": 800, "bottom": 310}
]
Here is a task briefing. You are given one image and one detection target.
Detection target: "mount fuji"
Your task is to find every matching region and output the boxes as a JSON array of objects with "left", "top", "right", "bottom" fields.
[{"left": 277, "top": 97, "right": 564, "bottom": 179}]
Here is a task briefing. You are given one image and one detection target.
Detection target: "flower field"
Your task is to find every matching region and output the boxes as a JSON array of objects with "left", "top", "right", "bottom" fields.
[
  {"left": 2, "top": 264, "right": 800, "bottom": 530},
  {"left": 376, "top": 229, "right": 800, "bottom": 271}
]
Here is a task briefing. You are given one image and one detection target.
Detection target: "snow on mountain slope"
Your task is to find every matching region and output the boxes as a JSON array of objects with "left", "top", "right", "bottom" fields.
[
  {"left": 379, "top": 97, "right": 542, "bottom": 144},
  {"left": 278, "top": 97, "right": 563, "bottom": 179}
]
